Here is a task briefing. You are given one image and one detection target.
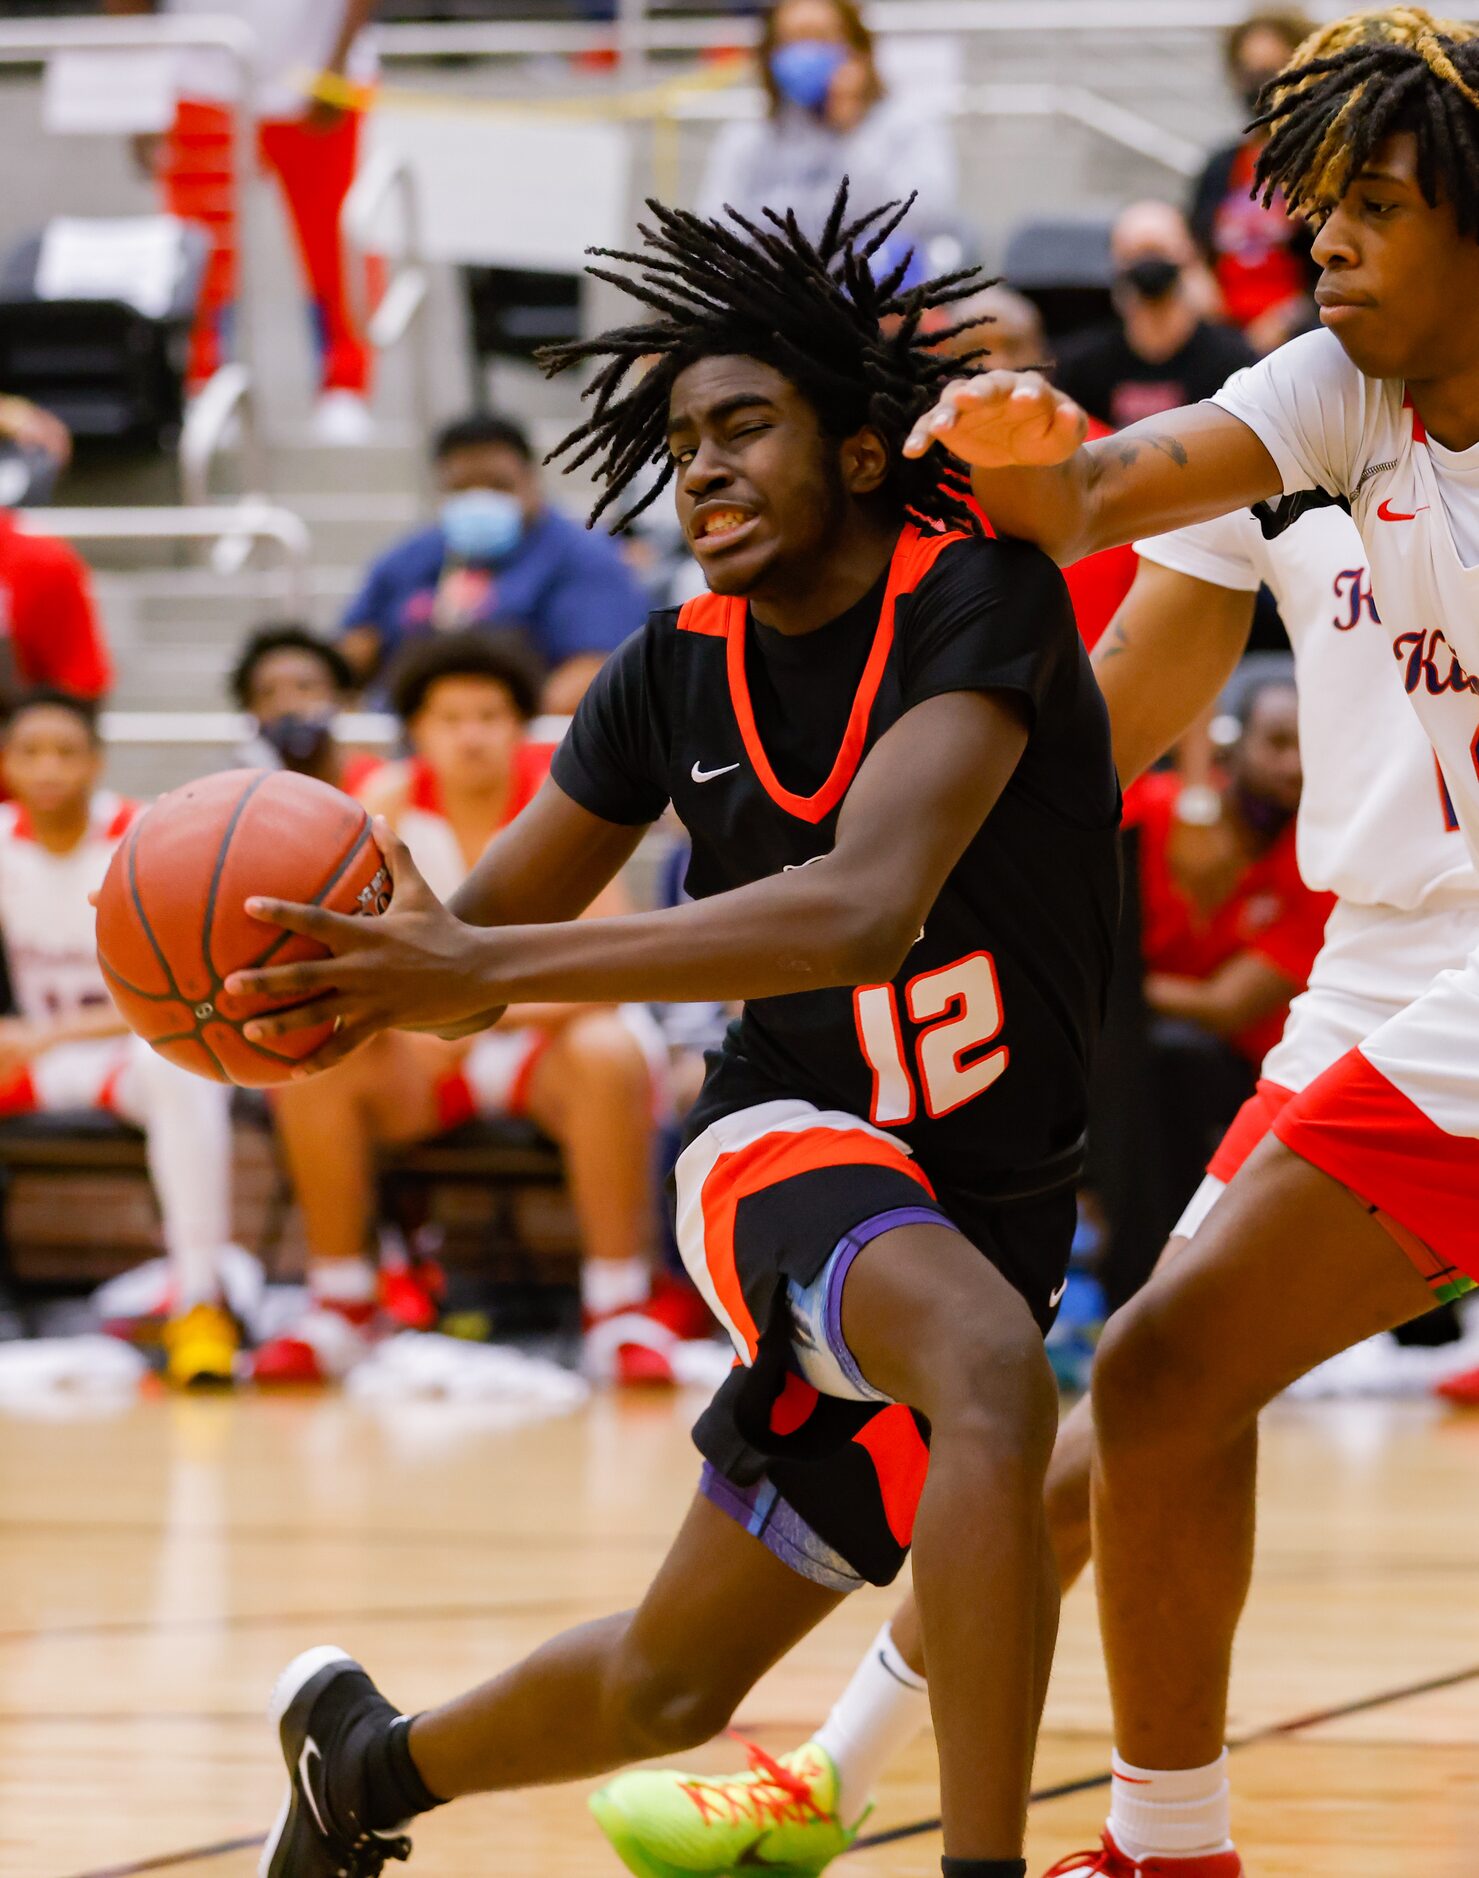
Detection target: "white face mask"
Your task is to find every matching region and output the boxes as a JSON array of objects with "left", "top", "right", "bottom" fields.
[{"left": 440, "top": 488, "right": 525, "bottom": 563}]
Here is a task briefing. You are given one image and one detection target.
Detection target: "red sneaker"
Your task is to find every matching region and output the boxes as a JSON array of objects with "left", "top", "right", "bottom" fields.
[
  {"left": 252, "top": 1300, "right": 377, "bottom": 1385},
  {"left": 582, "top": 1303, "right": 679, "bottom": 1387},
  {"left": 643, "top": 1271, "right": 716, "bottom": 1342},
  {"left": 379, "top": 1255, "right": 445, "bottom": 1333},
  {"left": 1436, "top": 1361, "right": 1479, "bottom": 1405},
  {"left": 1043, "top": 1833, "right": 1243, "bottom": 1876}
]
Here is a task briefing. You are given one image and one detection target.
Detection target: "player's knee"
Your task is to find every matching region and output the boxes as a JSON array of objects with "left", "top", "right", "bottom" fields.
[
  {"left": 564, "top": 1012, "right": 651, "bottom": 1096},
  {"left": 1093, "top": 1284, "right": 1216, "bottom": 1456},
  {"left": 603, "top": 1641, "right": 740, "bottom": 1758},
  {"left": 924, "top": 1315, "right": 1058, "bottom": 1476}
]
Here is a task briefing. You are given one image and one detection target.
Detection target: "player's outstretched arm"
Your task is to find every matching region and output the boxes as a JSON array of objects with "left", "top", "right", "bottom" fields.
[
  {"left": 1092, "top": 560, "right": 1257, "bottom": 786},
  {"left": 903, "top": 372, "right": 1283, "bottom": 565},
  {"left": 224, "top": 688, "right": 1030, "bottom": 1067}
]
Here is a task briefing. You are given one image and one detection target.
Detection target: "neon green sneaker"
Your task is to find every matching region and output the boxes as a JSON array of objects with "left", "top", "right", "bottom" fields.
[{"left": 589, "top": 1739, "right": 866, "bottom": 1878}]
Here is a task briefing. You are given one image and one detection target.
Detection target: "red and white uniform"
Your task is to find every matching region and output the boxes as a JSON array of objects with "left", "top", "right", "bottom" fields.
[
  {"left": 390, "top": 748, "right": 665, "bottom": 1126},
  {"left": 1142, "top": 334, "right": 1479, "bottom": 1285},
  {"left": 0, "top": 794, "right": 235, "bottom": 1300}
]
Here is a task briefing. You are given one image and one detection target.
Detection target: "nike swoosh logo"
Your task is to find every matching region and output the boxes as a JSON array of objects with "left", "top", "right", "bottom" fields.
[
  {"left": 691, "top": 761, "right": 741, "bottom": 783},
  {"left": 298, "top": 1738, "right": 330, "bottom": 1837},
  {"left": 1376, "top": 498, "right": 1428, "bottom": 522},
  {"left": 1048, "top": 1278, "right": 1068, "bottom": 1309}
]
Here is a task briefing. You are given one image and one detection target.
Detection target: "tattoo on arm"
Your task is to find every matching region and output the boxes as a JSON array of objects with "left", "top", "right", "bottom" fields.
[
  {"left": 1110, "top": 432, "right": 1190, "bottom": 470},
  {"left": 1097, "top": 619, "right": 1131, "bottom": 660}
]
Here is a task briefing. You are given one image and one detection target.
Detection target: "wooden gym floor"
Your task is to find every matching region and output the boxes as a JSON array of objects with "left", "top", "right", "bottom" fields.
[{"left": 2, "top": 1387, "right": 1476, "bottom": 1878}]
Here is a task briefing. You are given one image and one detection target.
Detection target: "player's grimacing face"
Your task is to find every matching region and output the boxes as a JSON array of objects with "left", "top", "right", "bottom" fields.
[
  {"left": 667, "top": 356, "right": 855, "bottom": 597},
  {"left": 1, "top": 708, "right": 101, "bottom": 818},
  {"left": 1311, "top": 132, "right": 1479, "bottom": 381}
]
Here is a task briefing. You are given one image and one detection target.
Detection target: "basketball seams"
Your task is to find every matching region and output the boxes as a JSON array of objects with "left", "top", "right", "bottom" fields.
[
  {"left": 238, "top": 811, "right": 376, "bottom": 975},
  {"left": 200, "top": 772, "right": 272, "bottom": 988},
  {"left": 122, "top": 816, "right": 232, "bottom": 1082}
]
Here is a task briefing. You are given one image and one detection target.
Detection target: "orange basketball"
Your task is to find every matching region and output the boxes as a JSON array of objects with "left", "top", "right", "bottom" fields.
[{"left": 95, "top": 768, "right": 390, "bottom": 1087}]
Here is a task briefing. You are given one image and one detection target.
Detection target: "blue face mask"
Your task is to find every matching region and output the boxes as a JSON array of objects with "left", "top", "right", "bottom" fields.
[
  {"left": 769, "top": 39, "right": 850, "bottom": 113},
  {"left": 441, "top": 488, "right": 524, "bottom": 564}
]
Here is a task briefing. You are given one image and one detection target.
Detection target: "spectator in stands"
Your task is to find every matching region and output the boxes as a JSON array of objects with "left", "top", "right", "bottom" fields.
[
  {"left": 339, "top": 414, "right": 648, "bottom": 713},
  {"left": 1054, "top": 200, "right": 1255, "bottom": 429},
  {"left": 0, "top": 691, "right": 240, "bottom": 1386},
  {"left": 0, "top": 393, "right": 71, "bottom": 498},
  {"left": 1124, "top": 668, "right": 1332, "bottom": 1234},
  {"left": 937, "top": 285, "right": 1137, "bottom": 649},
  {"left": 256, "top": 632, "right": 698, "bottom": 1388},
  {"left": 106, "top": 0, "right": 379, "bottom": 443},
  {"left": 1189, "top": 11, "right": 1318, "bottom": 355},
  {"left": 0, "top": 505, "right": 111, "bottom": 705},
  {"left": 230, "top": 622, "right": 379, "bottom": 795},
  {"left": 697, "top": 0, "right": 957, "bottom": 253}
]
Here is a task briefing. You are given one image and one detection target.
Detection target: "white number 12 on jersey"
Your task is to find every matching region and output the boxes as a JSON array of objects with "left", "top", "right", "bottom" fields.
[{"left": 853, "top": 950, "right": 1009, "bottom": 1126}]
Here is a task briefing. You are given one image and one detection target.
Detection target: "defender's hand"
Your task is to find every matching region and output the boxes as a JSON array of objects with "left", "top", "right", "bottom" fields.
[
  {"left": 903, "top": 371, "right": 1088, "bottom": 470},
  {"left": 223, "top": 820, "right": 508, "bottom": 1074}
]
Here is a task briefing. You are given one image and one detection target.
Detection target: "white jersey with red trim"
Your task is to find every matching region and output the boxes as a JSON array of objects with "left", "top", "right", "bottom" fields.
[
  {"left": 0, "top": 792, "right": 138, "bottom": 1022},
  {"left": 1135, "top": 498, "right": 1478, "bottom": 912},
  {"left": 1214, "top": 331, "right": 1479, "bottom": 869},
  {"left": 390, "top": 744, "right": 554, "bottom": 904}
]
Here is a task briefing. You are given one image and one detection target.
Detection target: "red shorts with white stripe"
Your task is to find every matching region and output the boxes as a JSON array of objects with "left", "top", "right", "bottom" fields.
[
  {"left": 674, "top": 1097, "right": 1075, "bottom": 1588},
  {"left": 433, "top": 1027, "right": 550, "bottom": 1130}
]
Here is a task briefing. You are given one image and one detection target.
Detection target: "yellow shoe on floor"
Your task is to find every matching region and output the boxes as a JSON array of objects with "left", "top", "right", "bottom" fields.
[{"left": 161, "top": 1301, "right": 239, "bottom": 1389}]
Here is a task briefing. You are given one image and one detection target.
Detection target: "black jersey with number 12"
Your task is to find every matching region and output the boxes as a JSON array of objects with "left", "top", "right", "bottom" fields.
[{"left": 552, "top": 524, "right": 1122, "bottom": 1197}]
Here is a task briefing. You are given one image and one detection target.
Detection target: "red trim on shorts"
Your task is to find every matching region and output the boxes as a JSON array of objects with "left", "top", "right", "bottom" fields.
[
  {"left": 96, "top": 1061, "right": 127, "bottom": 1114},
  {"left": 852, "top": 1403, "right": 930, "bottom": 1549},
  {"left": 506, "top": 1033, "right": 552, "bottom": 1117},
  {"left": 676, "top": 526, "right": 967, "bottom": 825},
  {"left": 1274, "top": 1047, "right": 1479, "bottom": 1286},
  {"left": 770, "top": 1371, "right": 820, "bottom": 1437},
  {"left": 0, "top": 1065, "right": 39, "bottom": 1115},
  {"left": 434, "top": 1069, "right": 477, "bottom": 1132},
  {"left": 1206, "top": 1079, "right": 1295, "bottom": 1183},
  {"left": 700, "top": 1125, "right": 937, "bottom": 1363}
]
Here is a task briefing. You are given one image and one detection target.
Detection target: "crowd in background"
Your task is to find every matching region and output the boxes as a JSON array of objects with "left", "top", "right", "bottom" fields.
[{"left": 0, "top": 0, "right": 1365, "bottom": 1383}]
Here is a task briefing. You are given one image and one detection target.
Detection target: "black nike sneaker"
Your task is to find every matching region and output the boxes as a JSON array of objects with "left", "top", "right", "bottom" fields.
[{"left": 260, "top": 1647, "right": 414, "bottom": 1878}]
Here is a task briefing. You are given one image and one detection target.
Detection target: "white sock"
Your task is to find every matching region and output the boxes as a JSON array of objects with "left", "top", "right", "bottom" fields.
[
  {"left": 581, "top": 1256, "right": 649, "bottom": 1318},
  {"left": 118, "top": 1041, "right": 232, "bottom": 1310},
  {"left": 310, "top": 1258, "right": 378, "bottom": 1307},
  {"left": 1108, "top": 1749, "right": 1233, "bottom": 1861},
  {"left": 812, "top": 1622, "right": 931, "bottom": 1823}
]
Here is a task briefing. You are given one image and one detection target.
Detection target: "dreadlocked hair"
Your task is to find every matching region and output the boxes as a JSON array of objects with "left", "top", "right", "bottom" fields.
[
  {"left": 538, "top": 183, "right": 994, "bottom": 535},
  {"left": 1253, "top": 7, "right": 1479, "bottom": 234}
]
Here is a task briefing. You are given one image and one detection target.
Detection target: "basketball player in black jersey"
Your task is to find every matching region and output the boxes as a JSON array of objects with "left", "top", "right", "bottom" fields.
[{"left": 235, "top": 188, "right": 1120, "bottom": 1878}]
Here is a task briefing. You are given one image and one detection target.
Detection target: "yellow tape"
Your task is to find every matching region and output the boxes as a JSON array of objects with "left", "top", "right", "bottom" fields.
[{"left": 301, "top": 53, "right": 747, "bottom": 124}]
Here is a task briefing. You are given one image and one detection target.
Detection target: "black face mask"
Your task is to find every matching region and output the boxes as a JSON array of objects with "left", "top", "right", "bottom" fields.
[
  {"left": 1119, "top": 256, "right": 1182, "bottom": 302},
  {"left": 1239, "top": 70, "right": 1281, "bottom": 117},
  {"left": 260, "top": 710, "right": 334, "bottom": 770},
  {"left": 1233, "top": 781, "right": 1296, "bottom": 841}
]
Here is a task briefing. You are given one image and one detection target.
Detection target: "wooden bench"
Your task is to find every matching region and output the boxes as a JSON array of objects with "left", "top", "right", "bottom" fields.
[{"left": 0, "top": 1105, "right": 572, "bottom": 1293}]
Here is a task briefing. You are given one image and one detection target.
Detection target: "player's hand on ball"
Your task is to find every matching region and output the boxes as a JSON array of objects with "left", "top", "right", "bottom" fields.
[
  {"left": 224, "top": 821, "right": 503, "bottom": 1071},
  {"left": 903, "top": 371, "right": 1088, "bottom": 470}
]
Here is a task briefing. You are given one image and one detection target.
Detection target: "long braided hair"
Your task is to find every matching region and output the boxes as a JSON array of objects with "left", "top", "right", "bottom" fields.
[
  {"left": 538, "top": 184, "right": 993, "bottom": 534},
  {"left": 1253, "top": 6, "right": 1479, "bottom": 233}
]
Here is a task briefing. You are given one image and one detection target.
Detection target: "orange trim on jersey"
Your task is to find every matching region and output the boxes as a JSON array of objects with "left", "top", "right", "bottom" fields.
[
  {"left": 407, "top": 755, "right": 444, "bottom": 815},
  {"left": 676, "top": 526, "right": 969, "bottom": 825},
  {"left": 699, "top": 1123, "right": 936, "bottom": 1361},
  {"left": 852, "top": 1403, "right": 930, "bottom": 1548}
]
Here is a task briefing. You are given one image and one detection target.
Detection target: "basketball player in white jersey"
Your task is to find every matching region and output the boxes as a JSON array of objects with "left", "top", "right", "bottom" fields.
[
  {"left": 257, "top": 633, "right": 687, "bottom": 1388},
  {"left": 884, "top": 9, "right": 1479, "bottom": 1869},
  {"left": 0, "top": 692, "right": 239, "bottom": 1387},
  {"left": 587, "top": 484, "right": 1479, "bottom": 1874}
]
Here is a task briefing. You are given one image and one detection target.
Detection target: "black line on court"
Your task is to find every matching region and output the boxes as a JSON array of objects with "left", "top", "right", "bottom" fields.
[
  {"left": 850, "top": 1658, "right": 1479, "bottom": 1852},
  {"left": 53, "top": 1660, "right": 1479, "bottom": 1876},
  {"left": 62, "top": 1834, "right": 264, "bottom": 1878},
  {"left": 0, "top": 1593, "right": 597, "bottom": 1647}
]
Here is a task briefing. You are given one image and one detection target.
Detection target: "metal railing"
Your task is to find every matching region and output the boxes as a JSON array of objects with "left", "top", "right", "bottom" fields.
[
  {"left": 342, "top": 145, "right": 434, "bottom": 483},
  {"left": 16, "top": 504, "right": 312, "bottom": 613},
  {"left": 99, "top": 710, "right": 571, "bottom": 747},
  {"left": 374, "top": 0, "right": 1380, "bottom": 59},
  {"left": 179, "top": 361, "right": 265, "bottom": 507}
]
